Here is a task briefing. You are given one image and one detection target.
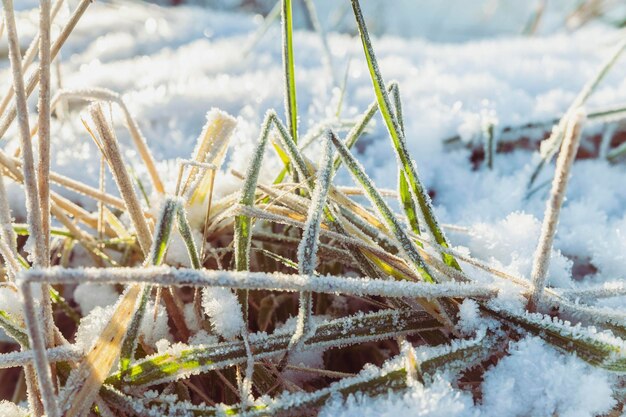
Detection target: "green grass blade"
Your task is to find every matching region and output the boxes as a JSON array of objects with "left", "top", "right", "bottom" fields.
[
  {"left": 120, "top": 198, "right": 177, "bottom": 374},
  {"left": 350, "top": 0, "right": 460, "bottom": 271},
  {"left": 282, "top": 0, "right": 298, "bottom": 145},
  {"left": 106, "top": 309, "right": 439, "bottom": 388}
]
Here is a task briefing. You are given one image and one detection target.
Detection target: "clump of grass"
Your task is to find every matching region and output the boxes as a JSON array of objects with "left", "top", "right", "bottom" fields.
[{"left": 0, "top": 1, "right": 624, "bottom": 416}]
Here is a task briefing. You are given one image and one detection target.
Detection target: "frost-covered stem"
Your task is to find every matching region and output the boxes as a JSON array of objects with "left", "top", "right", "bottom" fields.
[
  {"left": 3, "top": 0, "right": 57, "bottom": 380},
  {"left": 281, "top": 0, "right": 298, "bottom": 144},
  {"left": 0, "top": 237, "right": 20, "bottom": 278},
  {"left": 89, "top": 103, "right": 153, "bottom": 255},
  {"left": 2, "top": 0, "right": 46, "bottom": 266},
  {"left": 177, "top": 203, "right": 202, "bottom": 269},
  {"left": 0, "top": 0, "right": 92, "bottom": 140},
  {"left": 23, "top": 365, "right": 44, "bottom": 417},
  {"left": 19, "top": 282, "right": 59, "bottom": 417},
  {"left": 235, "top": 113, "right": 272, "bottom": 273},
  {"left": 296, "top": 134, "right": 333, "bottom": 332},
  {"left": 38, "top": 0, "right": 52, "bottom": 266},
  {"left": 21, "top": 267, "right": 499, "bottom": 300},
  {"left": 528, "top": 112, "right": 585, "bottom": 312},
  {"left": 280, "top": 134, "right": 334, "bottom": 371}
]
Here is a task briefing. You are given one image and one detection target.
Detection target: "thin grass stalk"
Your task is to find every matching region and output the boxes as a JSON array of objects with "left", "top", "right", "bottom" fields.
[
  {"left": 296, "top": 134, "right": 333, "bottom": 334},
  {"left": 89, "top": 103, "right": 153, "bottom": 255},
  {"left": 38, "top": 0, "right": 52, "bottom": 266},
  {"left": 3, "top": 5, "right": 57, "bottom": 413},
  {"left": 350, "top": 0, "right": 461, "bottom": 271},
  {"left": 18, "top": 282, "right": 59, "bottom": 417},
  {"left": 281, "top": 0, "right": 298, "bottom": 145},
  {"left": 2, "top": 0, "right": 46, "bottom": 267},
  {"left": 528, "top": 112, "right": 585, "bottom": 311},
  {"left": 279, "top": 134, "right": 334, "bottom": 370},
  {"left": 332, "top": 82, "right": 397, "bottom": 173},
  {"left": 0, "top": 0, "right": 92, "bottom": 140},
  {"left": 105, "top": 308, "right": 440, "bottom": 388}
]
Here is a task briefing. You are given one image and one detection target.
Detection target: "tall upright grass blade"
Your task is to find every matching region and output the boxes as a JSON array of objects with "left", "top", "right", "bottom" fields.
[
  {"left": 350, "top": 0, "right": 461, "bottom": 271},
  {"left": 281, "top": 0, "right": 298, "bottom": 145},
  {"left": 119, "top": 198, "right": 177, "bottom": 375}
]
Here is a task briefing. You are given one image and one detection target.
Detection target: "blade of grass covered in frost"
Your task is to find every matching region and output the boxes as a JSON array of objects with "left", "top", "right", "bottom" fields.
[
  {"left": 490, "top": 305, "right": 626, "bottom": 371},
  {"left": 528, "top": 112, "right": 585, "bottom": 312},
  {"left": 295, "top": 134, "right": 333, "bottom": 336},
  {"left": 0, "top": 0, "right": 93, "bottom": 140},
  {"left": 332, "top": 82, "right": 398, "bottom": 173},
  {"left": 350, "top": 0, "right": 461, "bottom": 271},
  {"left": 88, "top": 103, "right": 153, "bottom": 256},
  {"left": 119, "top": 198, "right": 177, "bottom": 376},
  {"left": 4, "top": 3, "right": 57, "bottom": 415},
  {"left": 37, "top": 0, "right": 52, "bottom": 266},
  {"left": 279, "top": 135, "right": 334, "bottom": 370},
  {"left": 18, "top": 282, "right": 59, "bottom": 417},
  {"left": 103, "top": 333, "right": 496, "bottom": 417},
  {"left": 105, "top": 308, "right": 440, "bottom": 388},
  {"left": 330, "top": 133, "right": 460, "bottom": 332},
  {"left": 559, "top": 281, "right": 626, "bottom": 300},
  {"left": 483, "top": 121, "right": 496, "bottom": 170},
  {"left": 20, "top": 267, "right": 498, "bottom": 305},
  {"left": 528, "top": 37, "right": 626, "bottom": 191},
  {"left": 282, "top": 0, "right": 298, "bottom": 145}
]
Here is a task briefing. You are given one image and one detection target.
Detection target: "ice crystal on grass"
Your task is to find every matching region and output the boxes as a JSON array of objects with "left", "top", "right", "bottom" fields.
[{"left": 201, "top": 287, "right": 245, "bottom": 340}]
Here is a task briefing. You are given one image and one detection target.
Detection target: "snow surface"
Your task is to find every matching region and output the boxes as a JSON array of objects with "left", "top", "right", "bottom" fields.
[{"left": 2, "top": 0, "right": 626, "bottom": 415}]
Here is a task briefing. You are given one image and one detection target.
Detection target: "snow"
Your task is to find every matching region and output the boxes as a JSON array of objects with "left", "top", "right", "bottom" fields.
[
  {"left": 320, "top": 376, "right": 476, "bottom": 417},
  {"left": 0, "top": 286, "right": 23, "bottom": 320},
  {"left": 73, "top": 283, "right": 120, "bottom": 314},
  {"left": 480, "top": 337, "right": 615, "bottom": 417},
  {"left": 2, "top": 0, "right": 626, "bottom": 415},
  {"left": 201, "top": 287, "right": 245, "bottom": 340},
  {"left": 0, "top": 401, "right": 27, "bottom": 417}
]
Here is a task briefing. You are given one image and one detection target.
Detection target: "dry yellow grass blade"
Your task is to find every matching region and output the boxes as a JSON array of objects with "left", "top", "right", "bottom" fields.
[
  {"left": 183, "top": 109, "right": 237, "bottom": 203},
  {"left": 59, "top": 284, "right": 143, "bottom": 417}
]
